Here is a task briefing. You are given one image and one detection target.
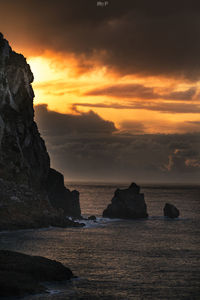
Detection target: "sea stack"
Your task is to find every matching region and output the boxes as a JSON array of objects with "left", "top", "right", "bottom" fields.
[
  {"left": 0, "top": 33, "right": 81, "bottom": 230},
  {"left": 103, "top": 183, "right": 148, "bottom": 219},
  {"left": 164, "top": 203, "right": 179, "bottom": 218}
]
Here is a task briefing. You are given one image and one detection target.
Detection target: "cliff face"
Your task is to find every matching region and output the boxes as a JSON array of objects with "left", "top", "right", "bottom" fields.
[
  {"left": 0, "top": 33, "right": 50, "bottom": 188},
  {"left": 0, "top": 33, "right": 81, "bottom": 229}
]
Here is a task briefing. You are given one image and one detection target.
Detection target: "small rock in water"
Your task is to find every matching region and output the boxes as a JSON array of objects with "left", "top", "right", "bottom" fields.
[
  {"left": 88, "top": 215, "right": 96, "bottom": 221},
  {"left": 164, "top": 203, "right": 179, "bottom": 218}
]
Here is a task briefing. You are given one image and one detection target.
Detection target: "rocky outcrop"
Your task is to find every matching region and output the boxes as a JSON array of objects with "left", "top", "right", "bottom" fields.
[
  {"left": 0, "top": 250, "right": 73, "bottom": 297},
  {"left": 0, "top": 33, "right": 81, "bottom": 229},
  {"left": 46, "top": 168, "right": 81, "bottom": 217},
  {"left": 103, "top": 183, "right": 148, "bottom": 219},
  {"left": 164, "top": 203, "right": 179, "bottom": 218},
  {"left": 0, "top": 178, "right": 83, "bottom": 230}
]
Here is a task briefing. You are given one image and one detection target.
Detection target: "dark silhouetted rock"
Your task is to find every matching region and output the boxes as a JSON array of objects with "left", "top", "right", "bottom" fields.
[
  {"left": 0, "top": 33, "right": 81, "bottom": 229},
  {"left": 0, "top": 270, "right": 45, "bottom": 297},
  {"left": 164, "top": 203, "right": 179, "bottom": 218},
  {"left": 0, "top": 250, "right": 73, "bottom": 297},
  {"left": 46, "top": 168, "right": 81, "bottom": 218},
  {"left": 88, "top": 215, "right": 96, "bottom": 221},
  {"left": 0, "top": 177, "right": 85, "bottom": 230},
  {"left": 103, "top": 183, "right": 148, "bottom": 219}
]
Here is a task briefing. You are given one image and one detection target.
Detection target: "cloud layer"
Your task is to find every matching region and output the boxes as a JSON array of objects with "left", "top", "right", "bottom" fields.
[
  {"left": 35, "top": 104, "right": 116, "bottom": 136},
  {"left": 85, "top": 84, "right": 198, "bottom": 100},
  {"left": 73, "top": 101, "right": 200, "bottom": 114},
  {"left": 1, "top": 0, "right": 200, "bottom": 80},
  {"left": 35, "top": 105, "right": 200, "bottom": 183}
]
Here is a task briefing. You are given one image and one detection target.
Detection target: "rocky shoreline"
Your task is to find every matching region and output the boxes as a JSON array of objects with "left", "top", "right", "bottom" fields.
[{"left": 0, "top": 177, "right": 85, "bottom": 231}]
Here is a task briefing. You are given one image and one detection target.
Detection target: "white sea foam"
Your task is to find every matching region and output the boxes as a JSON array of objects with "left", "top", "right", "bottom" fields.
[
  {"left": 73, "top": 216, "right": 186, "bottom": 228},
  {"left": 74, "top": 216, "right": 121, "bottom": 228}
]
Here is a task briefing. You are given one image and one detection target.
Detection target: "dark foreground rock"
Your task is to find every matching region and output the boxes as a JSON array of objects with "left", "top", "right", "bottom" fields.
[
  {"left": 0, "top": 33, "right": 81, "bottom": 229},
  {"left": 164, "top": 203, "right": 179, "bottom": 218},
  {"left": 88, "top": 215, "right": 96, "bottom": 221},
  {"left": 0, "top": 250, "right": 73, "bottom": 297},
  {"left": 103, "top": 183, "right": 148, "bottom": 219}
]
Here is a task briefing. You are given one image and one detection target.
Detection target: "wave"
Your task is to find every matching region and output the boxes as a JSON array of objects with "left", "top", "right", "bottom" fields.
[
  {"left": 74, "top": 217, "right": 121, "bottom": 228},
  {"left": 73, "top": 215, "right": 188, "bottom": 228}
]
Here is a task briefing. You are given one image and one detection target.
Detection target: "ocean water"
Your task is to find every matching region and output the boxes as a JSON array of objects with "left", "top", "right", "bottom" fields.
[{"left": 0, "top": 183, "right": 200, "bottom": 299}]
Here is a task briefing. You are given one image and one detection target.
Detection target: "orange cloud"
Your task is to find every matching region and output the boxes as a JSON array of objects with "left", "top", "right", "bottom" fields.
[{"left": 26, "top": 53, "right": 200, "bottom": 135}]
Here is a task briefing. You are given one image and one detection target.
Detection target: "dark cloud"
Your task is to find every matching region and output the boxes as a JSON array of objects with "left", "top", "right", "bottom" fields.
[
  {"left": 73, "top": 101, "right": 200, "bottom": 114},
  {"left": 34, "top": 104, "right": 117, "bottom": 136},
  {"left": 166, "top": 147, "right": 200, "bottom": 173},
  {"left": 119, "top": 120, "right": 200, "bottom": 135},
  {"left": 0, "top": 0, "right": 200, "bottom": 80},
  {"left": 188, "top": 121, "right": 200, "bottom": 125},
  {"left": 85, "top": 84, "right": 197, "bottom": 100},
  {"left": 177, "top": 121, "right": 200, "bottom": 133},
  {"left": 34, "top": 105, "right": 200, "bottom": 183},
  {"left": 163, "top": 87, "right": 197, "bottom": 101},
  {"left": 85, "top": 84, "right": 159, "bottom": 99}
]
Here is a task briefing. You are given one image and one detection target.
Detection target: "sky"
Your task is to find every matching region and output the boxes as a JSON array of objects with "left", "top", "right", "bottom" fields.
[{"left": 0, "top": 0, "right": 200, "bottom": 183}]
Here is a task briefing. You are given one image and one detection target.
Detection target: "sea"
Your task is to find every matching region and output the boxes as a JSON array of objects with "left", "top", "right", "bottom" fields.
[{"left": 0, "top": 183, "right": 199, "bottom": 300}]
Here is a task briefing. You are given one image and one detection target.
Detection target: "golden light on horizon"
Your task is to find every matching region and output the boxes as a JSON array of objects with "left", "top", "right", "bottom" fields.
[{"left": 28, "top": 56, "right": 64, "bottom": 82}]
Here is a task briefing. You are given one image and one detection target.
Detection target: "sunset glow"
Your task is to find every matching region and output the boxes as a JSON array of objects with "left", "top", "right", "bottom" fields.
[
  {"left": 26, "top": 54, "right": 200, "bottom": 134},
  {"left": 1, "top": 0, "right": 200, "bottom": 183}
]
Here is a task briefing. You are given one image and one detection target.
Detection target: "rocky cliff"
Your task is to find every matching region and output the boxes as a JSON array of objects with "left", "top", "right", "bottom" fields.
[{"left": 0, "top": 33, "right": 81, "bottom": 230}]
